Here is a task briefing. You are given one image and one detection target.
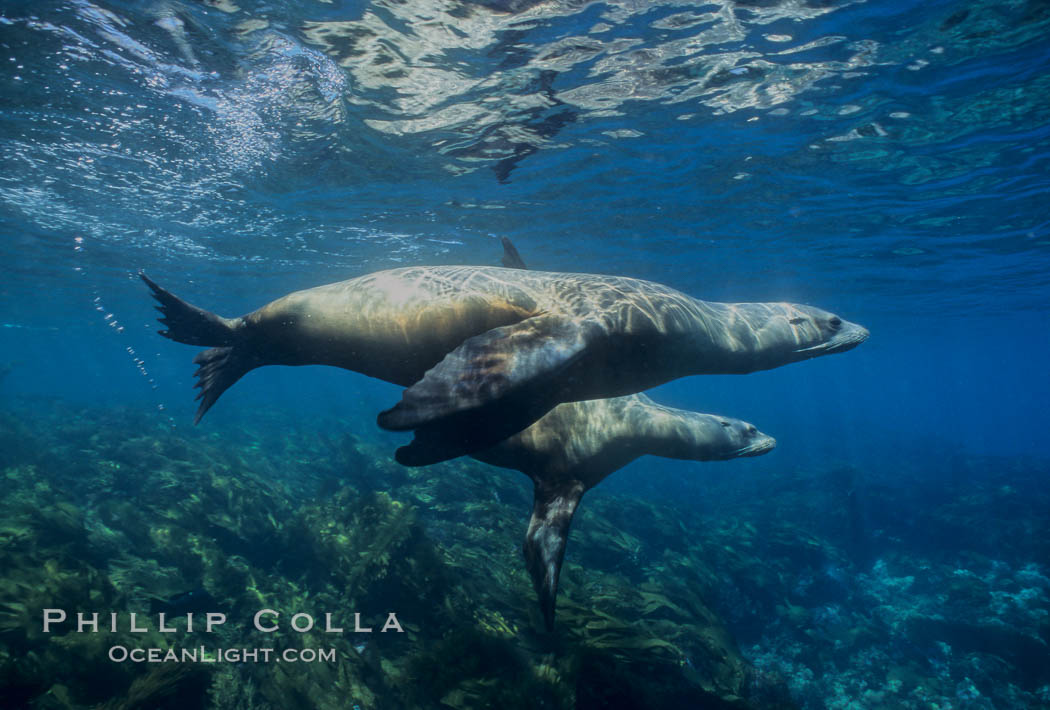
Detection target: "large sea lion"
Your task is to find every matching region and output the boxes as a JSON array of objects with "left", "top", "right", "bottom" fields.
[
  {"left": 472, "top": 393, "right": 775, "bottom": 630},
  {"left": 142, "top": 266, "right": 866, "bottom": 464}
]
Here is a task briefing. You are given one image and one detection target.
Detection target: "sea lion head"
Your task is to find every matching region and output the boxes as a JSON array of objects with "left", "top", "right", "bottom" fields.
[
  {"left": 780, "top": 304, "right": 869, "bottom": 359},
  {"left": 711, "top": 416, "right": 777, "bottom": 459}
]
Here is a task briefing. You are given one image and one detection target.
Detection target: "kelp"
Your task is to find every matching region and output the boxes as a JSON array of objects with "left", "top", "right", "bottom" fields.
[
  {"left": 98, "top": 664, "right": 212, "bottom": 710},
  {"left": 0, "top": 400, "right": 794, "bottom": 709}
]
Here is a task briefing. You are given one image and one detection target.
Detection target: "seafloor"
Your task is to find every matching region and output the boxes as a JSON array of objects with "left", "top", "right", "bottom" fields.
[{"left": 0, "top": 400, "right": 1047, "bottom": 709}]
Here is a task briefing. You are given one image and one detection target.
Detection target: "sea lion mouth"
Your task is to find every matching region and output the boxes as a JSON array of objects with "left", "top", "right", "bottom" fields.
[
  {"left": 737, "top": 434, "right": 776, "bottom": 457},
  {"left": 795, "top": 322, "right": 870, "bottom": 356},
  {"left": 830, "top": 323, "right": 870, "bottom": 353}
]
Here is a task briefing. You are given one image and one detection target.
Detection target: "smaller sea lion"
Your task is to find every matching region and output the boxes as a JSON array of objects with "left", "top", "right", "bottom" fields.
[{"left": 472, "top": 393, "right": 775, "bottom": 631}]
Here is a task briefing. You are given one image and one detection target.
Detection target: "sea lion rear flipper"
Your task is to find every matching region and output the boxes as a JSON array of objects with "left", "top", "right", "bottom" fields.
[
  {"left": 377, "top": 314, "right": 596, "bottom": 464},
  {"left": 191, "top": 347, "right": 258, "bottom": 424},
  {"left": 141, "top": 273, "right": 254, "bottom": 423},
  {"left": 525, "top": 482, "right": 585, "bottom": 631},
  {"left": 140, "top": 272, "right": 240, "bottom": 347},
  {"left": 500, "top": 237, "right": 528, "bottom": 270}
]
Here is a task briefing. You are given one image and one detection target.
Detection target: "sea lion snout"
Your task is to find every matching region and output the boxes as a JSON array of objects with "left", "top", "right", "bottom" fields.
[
  {"left": 739, "top": 431, "right": 776, "bottom": 457},
  {"left": 817, "top": 318, "right": 869, "bottom": 355},
  {"left": 715, "top": 417, "right": 776, "bottom": 458},
  {"left": 785, "top": 304, "right": 869, "bottom": 357},
  {"left": 833, "top": 321, "right": 869, "bottom": 351}
]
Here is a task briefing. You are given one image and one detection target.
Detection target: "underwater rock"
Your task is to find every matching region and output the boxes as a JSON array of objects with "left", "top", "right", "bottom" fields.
[{"left": 905, "top": 615, "right": 1050, "bottom": 689}]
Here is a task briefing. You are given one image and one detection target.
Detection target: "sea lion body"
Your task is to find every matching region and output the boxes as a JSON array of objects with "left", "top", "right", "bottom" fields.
[
  {"left": 473, "top": 392, "right": 775, "bottom": 480},
  {"left": 144, "top": 265, "right": 867, "bottom": 463},
  {"left": 472, "top": 393, "right": 776, "bottom": 630},
  {"left": 247, "top": 266, "right": 858, "bottom": 389}
]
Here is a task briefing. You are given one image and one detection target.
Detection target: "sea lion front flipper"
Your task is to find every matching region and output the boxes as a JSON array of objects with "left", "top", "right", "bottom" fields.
[
  {"left": 378, "top": 314, "right": 596, "bottom": 464},
  {"left": 524, "top": 481, "right": 585, "bottom": 631}
]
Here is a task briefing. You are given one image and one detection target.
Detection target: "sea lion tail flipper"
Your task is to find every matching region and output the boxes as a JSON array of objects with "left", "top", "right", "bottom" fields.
[
  {"left": 500, "top": 237, "right": 528, "bottom": 269},
  {"left": 524, "top": 482, "right": 585, "bottom": 631},
  {"left": 140, "top": 272, "right": 240, "bottom": 347},
  {"left": 377, "top": 315, "right": 596, "bottom": 462}
]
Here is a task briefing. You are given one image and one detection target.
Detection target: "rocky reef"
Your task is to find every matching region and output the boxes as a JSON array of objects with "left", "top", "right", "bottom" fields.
[
  {"left": 1, "top": 400, "right": 1046, "bottom": 709},
  {"left": 690, "top": 461, "right": 1050, "bottom": 709}
]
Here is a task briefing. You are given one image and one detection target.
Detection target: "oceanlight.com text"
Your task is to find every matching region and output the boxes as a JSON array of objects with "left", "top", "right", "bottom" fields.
[{"left": 108, "top": 646, "right": 338, "bottom": 664}]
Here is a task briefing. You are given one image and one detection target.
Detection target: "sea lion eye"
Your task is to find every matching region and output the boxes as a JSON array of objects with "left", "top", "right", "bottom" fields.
[
  {"left": 788, "top": 317, "right": 806, "bottom": 325},
  {"left": 829, "top": 317, "right": 842, "bottom": 329},
  {"left": 747, "top": 426, "right": 757, "bottom": 435},
  {"left": 720, "top": 420, "right": 731, "bottom": 427}
]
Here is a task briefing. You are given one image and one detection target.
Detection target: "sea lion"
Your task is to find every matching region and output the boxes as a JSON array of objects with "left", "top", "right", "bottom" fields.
[
  {"left": 142, "top": 266, "right": 866, "bottom": 464},
  {"left": 472, "top": 393, "right": 775, "bottom": 630}
]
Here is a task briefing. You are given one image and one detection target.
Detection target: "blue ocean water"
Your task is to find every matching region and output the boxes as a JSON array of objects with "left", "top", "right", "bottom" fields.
[
  {"left": 1, "top": 0, "right": 1049, "bottom": 707},
  {"left": 3, "top": 0, "right": 1048, "bottom": 464}
]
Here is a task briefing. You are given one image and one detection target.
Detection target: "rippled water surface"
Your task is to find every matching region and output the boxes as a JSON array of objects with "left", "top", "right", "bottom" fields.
[{"left": 3, "top": 0, "right": 1048, "bottom": 310}]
